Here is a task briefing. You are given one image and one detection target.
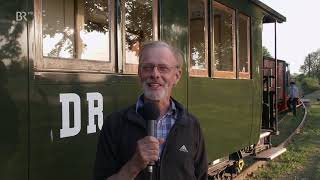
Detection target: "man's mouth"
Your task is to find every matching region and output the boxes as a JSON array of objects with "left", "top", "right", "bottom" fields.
[{"left": 147, "top": 82, "right": 162, "bottom": 89}]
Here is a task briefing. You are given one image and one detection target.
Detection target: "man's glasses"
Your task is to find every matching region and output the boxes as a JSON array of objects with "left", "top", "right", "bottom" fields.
[{"left": 140, "top": 63, "right": 179, "bottom": 74}]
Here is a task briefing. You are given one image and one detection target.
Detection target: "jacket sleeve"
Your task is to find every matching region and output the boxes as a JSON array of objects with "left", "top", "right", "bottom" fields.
[
  {"left": 93, "top": 113, "right": 121, "bottom": 180},
  {"left": 194, "top": 119, "right": 208, "bottom": 180}
]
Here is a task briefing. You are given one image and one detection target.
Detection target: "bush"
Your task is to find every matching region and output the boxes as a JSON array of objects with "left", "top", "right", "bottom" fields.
[{"left": 300, "top": 77, "right": 320, "bottom": 94}]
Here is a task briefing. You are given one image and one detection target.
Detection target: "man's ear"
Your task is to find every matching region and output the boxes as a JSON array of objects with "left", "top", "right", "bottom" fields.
[{"left": 174, "top": 69, "right": 182, "bottom": 85}]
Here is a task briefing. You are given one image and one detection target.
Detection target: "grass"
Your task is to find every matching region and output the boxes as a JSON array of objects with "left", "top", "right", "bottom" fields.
[
  {"left": 246, "top": 90, "right": 320, "bottom": 180},
  {"left": 271, "top": 107, "right": 304, "bottom": 146},
  {"left": 303, "top": 89, "right": 320, "bottom": 103}
]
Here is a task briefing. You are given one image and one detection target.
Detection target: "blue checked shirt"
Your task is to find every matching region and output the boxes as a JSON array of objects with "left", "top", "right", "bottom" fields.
[{"left": 136, "top": 95, "right": 177, "bottom": 156}]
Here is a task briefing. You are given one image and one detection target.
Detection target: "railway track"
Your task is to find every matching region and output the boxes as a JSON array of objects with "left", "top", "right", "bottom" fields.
[{"left": 234, "top": 100, "right": 308, "bottom": 180}]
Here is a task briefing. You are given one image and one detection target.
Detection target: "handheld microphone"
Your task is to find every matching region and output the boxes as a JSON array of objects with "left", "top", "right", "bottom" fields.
[{"left": 142, "top": 102, "right": 160, "bottom": 179}]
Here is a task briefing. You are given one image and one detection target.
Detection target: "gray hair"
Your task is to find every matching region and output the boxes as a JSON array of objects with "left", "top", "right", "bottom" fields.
[{"left": 138, "top": 41, "right": 184, "bottom": 69}]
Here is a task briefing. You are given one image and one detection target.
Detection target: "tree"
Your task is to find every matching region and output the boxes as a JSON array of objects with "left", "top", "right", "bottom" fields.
[
  {"left": 300, "top": 77, "right": 320, "bottom": 94},
  {"left": 0, "top": 1, "right": 25, "bottom": 63},
  {"left": 263, "top": 46, "right": 272, "bottom": 58},
  {"left": 300, "top": 49, "right": 320, "bottom": 82},
  {"left": 123, "top": 0, "right": 153, "bottom": 52}
]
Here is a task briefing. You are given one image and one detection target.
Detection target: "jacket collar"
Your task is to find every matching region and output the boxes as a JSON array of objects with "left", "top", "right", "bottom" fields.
[{"left": 126, "top": 98, "right": 189, "bottom": 129}]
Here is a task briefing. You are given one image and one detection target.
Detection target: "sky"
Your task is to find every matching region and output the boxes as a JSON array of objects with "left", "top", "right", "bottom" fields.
[{"left": 260, "top": 0, "right": 320, "bottom": 74}]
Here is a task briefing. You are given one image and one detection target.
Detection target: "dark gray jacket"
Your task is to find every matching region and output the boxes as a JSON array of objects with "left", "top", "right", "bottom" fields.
[{"left": 93, "top": 99, "right": 208, "bottom": 180}]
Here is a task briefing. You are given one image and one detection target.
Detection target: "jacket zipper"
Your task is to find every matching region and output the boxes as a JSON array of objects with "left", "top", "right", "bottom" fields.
[{"left": 157, "top": 124, "right": 178, "bottom": 180}]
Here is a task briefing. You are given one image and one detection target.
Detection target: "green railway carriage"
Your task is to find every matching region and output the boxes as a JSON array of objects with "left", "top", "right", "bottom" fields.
[{"left": 0, "top": 0, "right": 285, "bottom": 179}]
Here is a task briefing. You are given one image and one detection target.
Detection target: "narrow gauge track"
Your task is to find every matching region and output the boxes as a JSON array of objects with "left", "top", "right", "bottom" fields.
[{"left": 234, "top": 100, "right": 308, "bottom": 180}]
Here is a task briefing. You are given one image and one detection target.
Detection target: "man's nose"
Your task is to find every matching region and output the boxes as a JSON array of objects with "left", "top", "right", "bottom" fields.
[{"left": 150, "top": 66, "right": 161, "bottom": 78}]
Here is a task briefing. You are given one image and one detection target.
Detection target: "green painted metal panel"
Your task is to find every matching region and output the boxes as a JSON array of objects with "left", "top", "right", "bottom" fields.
[
  {"left": 28, "top": 72, "right": 187, "bottom": 179},
  {"left": 188, "top": 78, "right": 253, "bottom": 160},
  {"left": 29, "top": 76, "right": 141, "bottom": 179},
  {"left": 0, "top": 1, "right": 29, "bottom": 179}
]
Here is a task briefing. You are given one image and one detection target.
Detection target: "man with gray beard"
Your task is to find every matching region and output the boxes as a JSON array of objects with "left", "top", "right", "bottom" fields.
[{"left": 94, "top": 41, "right": 208, "bottom": 180}]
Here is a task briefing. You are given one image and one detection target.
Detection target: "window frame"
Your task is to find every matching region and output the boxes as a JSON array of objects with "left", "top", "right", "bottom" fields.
[
  {"left": 121, "top": 0, "right": 159, "bottom": 74},
  {"left": 188, "top": 0, "right": 209, "bottom": 77},
  {"left": 35, "top": 0, "right": 115, "bottom": 73},
  {"left": 238, "top": 13, "right": 251, "bottom": 79},
  {"left": 212, "top": 1, "right": 237, "bottom": 79}
]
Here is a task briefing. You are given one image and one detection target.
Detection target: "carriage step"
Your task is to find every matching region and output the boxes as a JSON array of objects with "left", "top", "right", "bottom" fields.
[
  {"left": 259, "top": 131, "right": 271, "bottom": 139},
  {"left": 255, "top": 147, "right": 286, "bottom": 160}
]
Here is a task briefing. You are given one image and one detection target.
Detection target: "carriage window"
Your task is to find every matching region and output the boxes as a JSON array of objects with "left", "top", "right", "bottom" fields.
[
  {"left": 213, "top": 2, "right": 236, "bottom": 79},
  {"left": 238, "top": 13, "right": 250, "bottom": 79},
  {"left": 42, "top": 0, "right": 110, "bottom": 61},
  {"left": 39, "top": 0, "right": 114, "bottom": 73},
  {"left": 42, "top": 0, "right": 75, "bottom": 58},
  {"left": 79, "top": 0, "right": 110, "bottom": 61},
  {"left": 122, "top": 0, "right": 154, "bottom": 74},
  {"left": 189, "top": 0, "right": 208, "bottom": 77}
]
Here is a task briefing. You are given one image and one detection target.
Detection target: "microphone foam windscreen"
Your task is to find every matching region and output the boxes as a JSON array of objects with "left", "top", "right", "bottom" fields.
[{"left": 142, "top": 102, "right": 160, "bottom": 120}]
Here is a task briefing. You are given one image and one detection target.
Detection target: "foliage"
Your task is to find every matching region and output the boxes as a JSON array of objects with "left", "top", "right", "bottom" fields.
[
  {"left": 300, "top": 49, "right": 320, "bottom": 82},
  {"left": 300, "top": 77, "right": 320, "bottom": 94},
  {"left": 293, "top": 73, "right": 319, "bottom": 95},
  {"left": 0, "top": 1, "right": 25, "bottom": 62},
  {"left": 84, "top": 0, "right": 109, "bottom": 33},
  {"left": 294, "top": 73, "right": 305, "bottom": 83},
  {"left": 262, "top": 46, "right": 272, "bottom": 58},
  {"left": 124, "top": 0, "right": 153, "bottom": 51}
]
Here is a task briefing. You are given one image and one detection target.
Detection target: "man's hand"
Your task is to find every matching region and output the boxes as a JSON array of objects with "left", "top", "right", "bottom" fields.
[
  {"left": 109, "top": 137, "right": 165, "bottom": 180},
  {"left": 131, "top": 136, "right": 165, "bottom": 171}
]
